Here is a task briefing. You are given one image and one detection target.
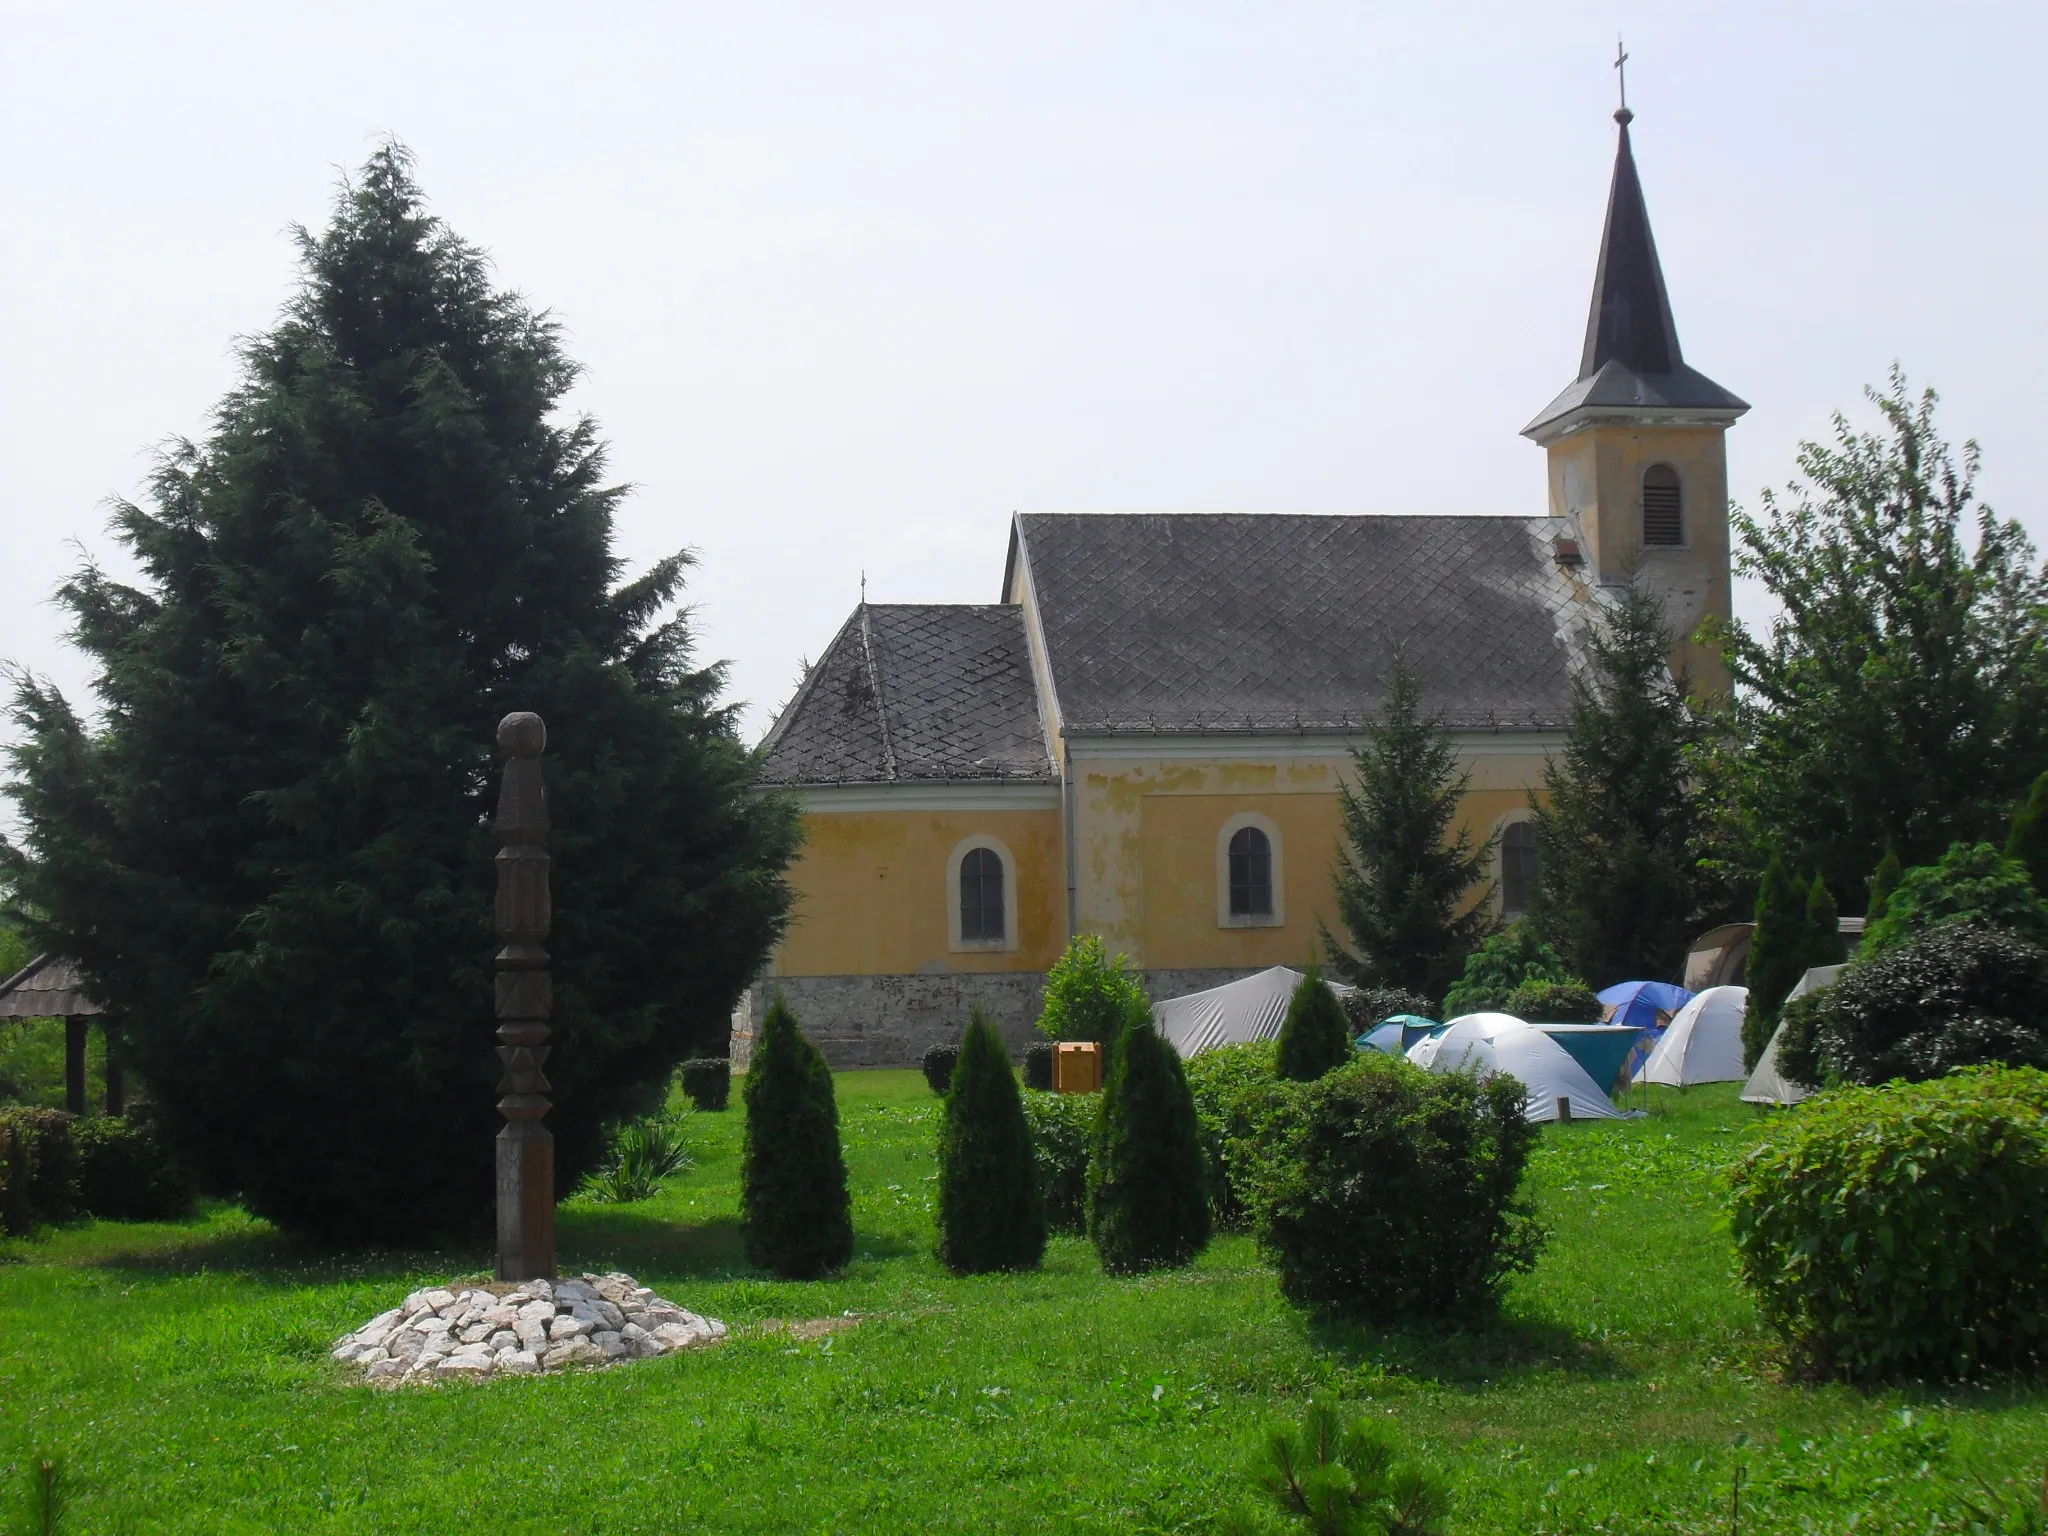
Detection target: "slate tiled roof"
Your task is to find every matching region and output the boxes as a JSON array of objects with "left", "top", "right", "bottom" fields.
[
  {"left": 1013, "top": 512, "right": 1597, "bottom": 734},
  {"left": 758, "top": 604, "right": 1055, "bottom": 786},
  {"left": 0, "top": 954, "right": 101, "bottom": 1017}
]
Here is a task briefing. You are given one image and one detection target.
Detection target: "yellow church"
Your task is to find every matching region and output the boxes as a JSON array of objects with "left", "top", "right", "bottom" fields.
[{"left": 743, "top": 106, "right": 1746, "bottom": 1067}]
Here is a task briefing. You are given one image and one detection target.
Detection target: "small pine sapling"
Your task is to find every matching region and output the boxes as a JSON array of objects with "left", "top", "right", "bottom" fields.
[
  {"left": 1220, "top": 1399, "right": 1450, "bottom": 1536},
  {"left": 937, "top": 1007, "right": 1046, "bottom": 1274},
  {"left": 1087, "top": 1022, "right": 1210, "bottom": 1273},
  {"left": 1275, "top": 965, "right": 1352, "bottom": 1082},
  {"left": 741, "top": 994, "right": 854, "bottom": 1279}
]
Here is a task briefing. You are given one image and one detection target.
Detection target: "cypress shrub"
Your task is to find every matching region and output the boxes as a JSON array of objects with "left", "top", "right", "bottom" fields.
[
  {"left": 2008, "top": 771, "right": 2048, "bottom": 893},
  {"left": 1806, "top": 878, "right": 1844, "bottom": 970},
  {"left": 1244, "top": 1054, "right": 1544, "bottom": 1319},
  {"left": 1086, "top": 1024, "right": 1210, "bottom": 1273},
  {"left": 1744, "top": 856, "right": 1808, "bottom": 1069},
  {"left": 1020, "top": 1089, "right": 1093, "bottom": 1232},
  {"left": 1729, "top": 1066, "right": 2048, "bottom": 1380},
  {"left": 0, "top": 1108, "right": 77, "bottom": 1234},
  {"left": 741, "top": 995, "right": 853, "bottom": 1279},
  {"left": 1275, "top": 965, "right": 1351, "bottom": 1082},
  {"left": 936, "top": 1009, "right": 1045, "bottom": 1273},
  {"left": 921, "top": 1042, "right": 961, "bottom": 1096},
  {"left": 72, "top": 1116, "right": 196, "bottom": 1222},
  {"left": 1022, "top": 1042, "right": 1055, "bottom": 1092},
  {"left": 1866, "top": 844, "right": 1904, "bottom": 924},
  {"left": 679, "top": 1058, "right": 731, "bottom": 1112}
]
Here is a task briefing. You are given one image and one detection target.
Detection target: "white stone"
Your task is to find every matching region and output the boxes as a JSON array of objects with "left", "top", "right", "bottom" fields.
[
  {"left": 593, "top": 1331, "right": 626, "bottom": 1359},
  {"left": 498, "top": 1350, "right": 540, "bottom": 1375},
  {"left": 549, "top": 1314, "right": 592, "bottom": 1342},
  {"left": 516, "top": 1299, "right": 555, "bottom": 1323},
  {"left": 459, "top": 1322, "right": 493, "bottom": 1345},
  {"left": 365, "top": 1358, "right": 406, "bottom": 1382},
  {"left": 515, "top": 1317, "right": 550, "bottom": 1353},
  {"left": 481, "top": 1304, "right": 520, "bottom": 1329},
  {"left": 652, "top": 1321, "right": 708, "bottom": 1350},
  {"left": 487, "top": 1329, "right": 518, "bottom": 1353},
  {"left": 423, "top": 1289, "right": 457, "bottom": 1312},
  {"left": 332, "top": 1342, "right": 364, "bottom": 1362},
  {"left": 437, "top": 1354, "right": 492, "bottom": 1378}
]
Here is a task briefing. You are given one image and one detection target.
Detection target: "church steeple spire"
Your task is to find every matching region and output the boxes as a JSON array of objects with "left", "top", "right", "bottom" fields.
[{"left": 1523, "top": 104, "right": 1746, "bottom": 443}]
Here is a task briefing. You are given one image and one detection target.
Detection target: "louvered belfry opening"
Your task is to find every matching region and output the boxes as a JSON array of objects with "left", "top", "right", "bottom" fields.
[{"left": 1642, "top": 464, "right": 1683, "bottom": 546}]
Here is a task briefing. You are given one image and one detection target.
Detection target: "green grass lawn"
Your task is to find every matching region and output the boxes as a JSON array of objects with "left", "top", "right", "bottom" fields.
[{"left": 2, "top": 1074, "right": 2042, "bottom": 1534}]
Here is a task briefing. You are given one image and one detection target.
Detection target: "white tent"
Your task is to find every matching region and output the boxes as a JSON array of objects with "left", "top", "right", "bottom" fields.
[
  {"left": 1635, "top": 985, "right": 1748, "bottom": 1087},
  {"left": 1410, "top": 1013, "right": 1621, "bottom": 1122},
  {"left": 1154, "top": 966, "right": 1354, "bottom": 1058},
  {"left": 1740, "top": 965, "right": 1841, "bottom": 1106}
]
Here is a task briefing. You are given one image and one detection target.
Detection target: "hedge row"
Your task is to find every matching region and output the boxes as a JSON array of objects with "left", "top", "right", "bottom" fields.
[{"left": 0, "top": 1109, "right": 195, "bottom": 1234}]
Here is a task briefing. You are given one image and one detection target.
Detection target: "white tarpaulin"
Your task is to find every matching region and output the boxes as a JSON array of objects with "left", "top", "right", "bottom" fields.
[
  {"left": 1740, "top": 965, "right": 1841, "bottom": 1106},
  {"left": 1635, "top": 985, "right": 1748, "bottom": 1086},
  {"left": 1409, "top": 1013, "right": 1621, "bottom": 1122},
  {"left": 1154, "top": 966, "right": 1353, "bottom": 1058}
]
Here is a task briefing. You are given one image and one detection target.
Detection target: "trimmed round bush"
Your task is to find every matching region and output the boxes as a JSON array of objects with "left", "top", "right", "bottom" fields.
[
  {"left": 1783, "top": 923, "right": 2048, "bottom": 1088},
  {"left": 741, "top": 995, "right": 853, "bottom": 1279},
  {"left": 1243, "top": 1054, "right": 1544, "bottom": 1318},
  {"left": 1087, "top": 1024, "right": 1210, "bottom": 1273},
  {"left": 1728, "top": 1066, "right": 2048, "bottom": 1380},
  {"left": 1020, "top": 1089, "right": 1093, "bottom": 1232},
  {"left": 0, "top": 1108, "right": 78, "bottom": 1234},
  {"left": 1022, "top": 1042, "right": 1055, "bottom": 1092},
  {"left": 679, "top": 1058, "right": 731, "bottom": 1112},
  {"left": 72, "top": 1115, "right": 196, "bottom": 1221},
  {"left": 937, "top": 1010, "right": 1045, "bottom": 1273},
  {"left": 1503, "top": 978, "right": 1602, "bottom": 1023},
  {"left": 1275, "top": 965, "right": 1351, "bottom": 1082},
  {"left": 921, "top": 1042, "right": 961, "bottom": 1096}
]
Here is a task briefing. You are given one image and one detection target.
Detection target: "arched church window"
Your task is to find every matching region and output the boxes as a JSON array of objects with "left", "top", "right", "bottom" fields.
[
  {"left": 1501, "top": 821, "right": 1539, "bottom": 917},
  {"left": 1228, "top": 827, "right": 1274, "bottom": 918},
  {"left": 959, "top": 846, "right": 1006, "bottom": 943},
  {"left": 1642, "top": 464, "right": 1683, "bottom": 546}
]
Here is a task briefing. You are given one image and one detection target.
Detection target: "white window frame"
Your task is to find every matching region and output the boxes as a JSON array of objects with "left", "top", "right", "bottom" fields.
[
  {"left": 947, "top": 834, "right": 1019, "bottom": 953},
  {"left": 1640, "top": 461, "right": 1688, "bottom": 549},
  {"left": 1495, "top": 811, "right": 1539, "bottom": 918},
  {"left": 1216, "top": 812, "right": 1284, "bottom": 929}
]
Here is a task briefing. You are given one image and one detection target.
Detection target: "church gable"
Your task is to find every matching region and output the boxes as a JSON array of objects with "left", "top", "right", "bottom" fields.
[
  {"left": 1011, "top": 512, "right": 1597, "bottom": 735},
  {"left": 759, "top": 603, "right": 1055, "bottom": 786}
]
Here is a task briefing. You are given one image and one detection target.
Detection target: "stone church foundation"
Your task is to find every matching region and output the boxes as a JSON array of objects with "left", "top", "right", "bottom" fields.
[{"left": 730, "top": 967, "right": 1269, "bottom": 1071}]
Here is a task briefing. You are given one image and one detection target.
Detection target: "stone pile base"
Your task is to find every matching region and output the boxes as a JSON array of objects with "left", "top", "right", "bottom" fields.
[{"left": 331, "top": 1271, "right": 726, "bottom": 1384}]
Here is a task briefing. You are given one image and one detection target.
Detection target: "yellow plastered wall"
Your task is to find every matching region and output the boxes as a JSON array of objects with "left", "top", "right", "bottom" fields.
[
  {"left": 1545, "top": 422, "right": 1733, "bottom": 699},
  {"left": 773, "top": 807, "right": 1065, "bottom": 977},
  {"left": 1071, "top": 746, "right": 1555, "bottom": 971}
]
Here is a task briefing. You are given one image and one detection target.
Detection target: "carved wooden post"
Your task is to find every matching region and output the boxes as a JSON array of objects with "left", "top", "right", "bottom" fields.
[{"left": 494, "top": 711, "right": 555, "bottom": 1281}]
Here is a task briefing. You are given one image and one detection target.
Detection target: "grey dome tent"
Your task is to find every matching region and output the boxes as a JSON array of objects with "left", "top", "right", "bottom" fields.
[
  {"left": 1154, "top": 966, "right": 1355, "bottom": 1058},
  {"left": 1741, "top": 964, "right": 1843, "bottom": 1107}
]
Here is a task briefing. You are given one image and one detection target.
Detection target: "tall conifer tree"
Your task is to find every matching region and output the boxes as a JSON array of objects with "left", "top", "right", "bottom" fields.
[
  {"left": 936, "top": 1007, "right": 1045, "bottom": 1275},
  {"left": 743, "top": 996, "right": 854, "bottom": 1279},
  {"left": 1743, "top": 857, "right": 1809, "bottom": 1069},
  {"left": 1530, "top": 581, "right": 1712, "bottom": 985},
  {"left": 1, "top": 147, "right": 800, "bottom": 1241},
  {"left": 1323, "top": 664, "right": 1493, "bottom": 1001},
  {"left": 1087, "top": 1024, "right": 1210, "bottom": 1274}
]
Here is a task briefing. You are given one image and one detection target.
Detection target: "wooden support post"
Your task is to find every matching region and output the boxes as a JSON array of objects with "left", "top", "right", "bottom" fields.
[
  {"left": 493, "top": 712, "right": 555, "bottom": 1283},
  {"left": 1556, "top": 1095, "right": 1572, "bottom": 1122},
  {"left": 64, "top": 1017, "right": 88, "bottom": 1115},
  {"left": 104, "top": 1025, "right": 124, "bottom": 1117}
]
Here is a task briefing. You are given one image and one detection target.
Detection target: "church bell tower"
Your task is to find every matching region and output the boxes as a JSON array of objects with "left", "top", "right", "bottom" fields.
[{"left": 1523, "top": 101, "right": 1747, "bottom": 697}]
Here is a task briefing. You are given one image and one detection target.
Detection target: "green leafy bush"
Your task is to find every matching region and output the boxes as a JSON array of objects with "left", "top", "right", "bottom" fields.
[
  {"left": 1220, "top": 1399, "right": 1450, "bottom": 1536},
  {"left": 1502, "top": 979, "right": 1602, "bottom": 1023},
  {"left": 1338, "top": 988, "right": 1433, "bottom": 1036},
  {"left": 1020, "top": 1089, "right": 1093, "bottom": 1232},
  {"left": 2008, "top": 772, "right": 2048, "bottom": 893},
  {"left": 1022, "top": 1042, "right": 1054, "bottom": 1092},
  {"left": 583, "top": 1108, "right": 695, "bottom": 1204},
  {"left": 1242, "top": 1054, "right": 1544, "bottom": 1318},
  {"left": 1275, "top": 966, "right": 1351, "bottom": 1082},
  {"left": 71, "top": 1115, "right": 195, "bottom": 1221},
  {"left": 0, "top": 1108, "right": 77, "bottom": 1234},
  {"left": 1860, "top": 841, "right": 2048, "bottom": 958},
  {"left": 1184, "top": 1042, "right": 1281, "bottom": 1228},
  {"left": 741, "top": 995, "right": 853, "bottom": 1278},
  {"left": 1774, "top": 923, "right": 2048, "bottom": 1088},
  {"left": 1087, "top": 1024, "right": 1210, "bottom": 1273},
  {"left": 921, "top": 1043, "right": 960, "bottom": 1096},
  {"left": 1440, "top": 925, "right": 1575, "bottom": 1019},
  {"left": 936, "top": 1010, "right": 1045, "bottom": 1274},
  {"left": 1727, "top": 1066, "right": 2048, "bottom": 1380},
  {"left": 679, "top": 1058, "right": 731, "bottom": 1112},
  {"left": 1037, "top": 935, "right": 1151, "bottom": 1045}
]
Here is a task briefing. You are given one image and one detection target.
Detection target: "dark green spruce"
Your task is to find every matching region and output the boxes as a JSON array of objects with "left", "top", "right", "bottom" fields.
[
  {"left": 1867, "top": 844, "right": 1904, "bottom": 925},
  {"left": 1274, "top": 965, "right": 1351, "bottom": 1082},
  {"left": 936, "top": 1007, "right": 1046, "bottom": 1275},
  {"left": 742, "top": 995, "right": 854, "bottom": 1279},
  {"left": 1743, "top": 856, "right": 1809, "bottom": 1070},
  {"left": 1086, "top": 1024, "right": 1210, "bottom": 1274},
  {"left": 1530, "top": 579, "right": 1714, "bottom": 983},
  {"left": 0, "top": 145, "right": 799, "bottom": 1242},
  {"left": 1322, "top": 664, "right": 1493, "bottom": 1001}
]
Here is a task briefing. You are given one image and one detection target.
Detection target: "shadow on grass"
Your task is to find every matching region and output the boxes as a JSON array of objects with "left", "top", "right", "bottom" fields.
[
  {"left": 1306, "top": 1305, "right": 1625, "bottom": 1389},
  {"left": 557, "top": 1209, "right": 918, "bottom": 1281}
]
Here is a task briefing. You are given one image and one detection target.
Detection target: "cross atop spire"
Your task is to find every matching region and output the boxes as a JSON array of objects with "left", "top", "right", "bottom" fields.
[
  {"left": 1614, "top": 35, "right": 1630, "bottom": 120},
  {"left": 1522, "top": 82, "right": 1747, "bottom": 443}
]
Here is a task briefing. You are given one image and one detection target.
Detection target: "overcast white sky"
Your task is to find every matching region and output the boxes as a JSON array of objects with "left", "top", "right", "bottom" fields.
[{"left": 4, "top": 3, "right": 2043, "bottom": 742}]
